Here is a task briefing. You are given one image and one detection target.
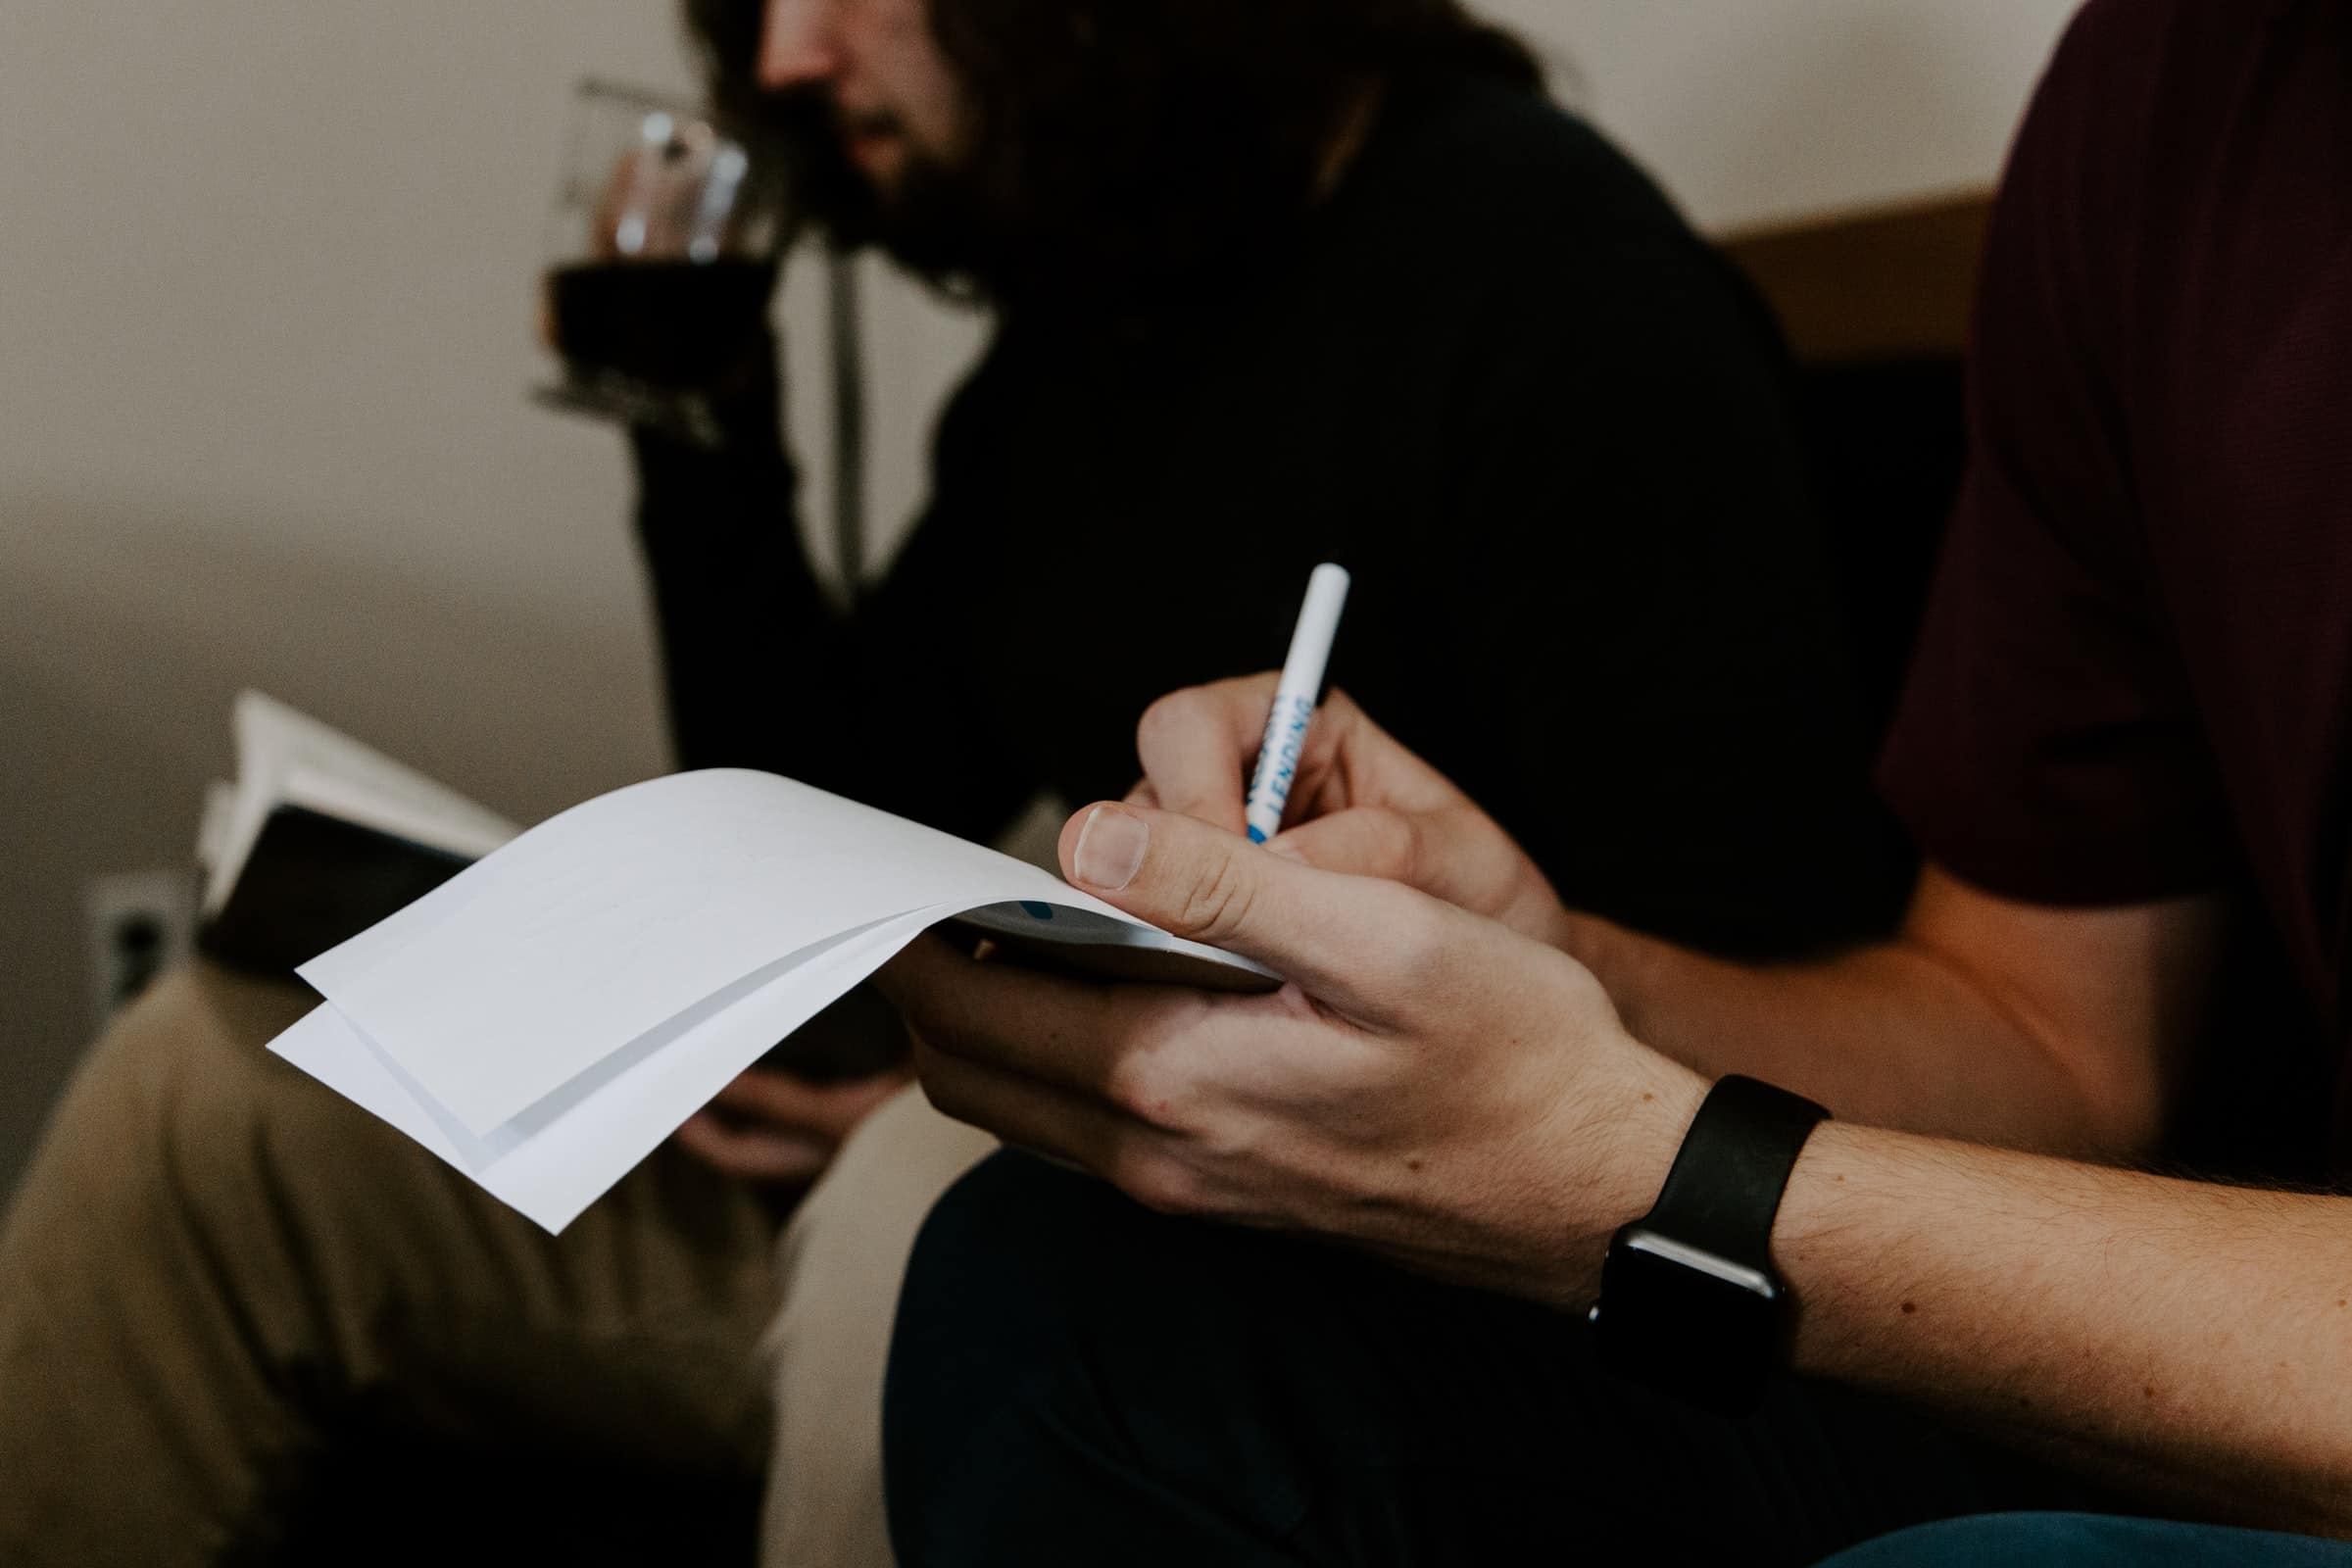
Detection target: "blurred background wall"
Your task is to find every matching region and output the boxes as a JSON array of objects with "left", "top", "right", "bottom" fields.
[{"left": 0, "top": 0, "right": 2082, "bottom": 1197}]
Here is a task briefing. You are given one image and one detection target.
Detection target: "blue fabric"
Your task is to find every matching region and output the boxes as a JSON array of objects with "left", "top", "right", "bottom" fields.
[{"left": 1820, "top": 1513, "right": 2352, "bottom": 1568}]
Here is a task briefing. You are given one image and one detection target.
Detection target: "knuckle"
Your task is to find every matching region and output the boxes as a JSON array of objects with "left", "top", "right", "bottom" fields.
[
  {"left": 1384, "top": 890, "right": 1454, "bottom": 986},
  {"left": 1100, "top": 1031, "right": 1197, "bottom": 1130},
  {"left": 1101, "top": 1047, "right": 1173, "bottom": 1121},
  {"left": 1114, "top": 1149, "right": 1206, "bottom": 1216},
  {"left": 1176, "top": 850, "right": 1259, "bottom": 946},
  {"left": 1361, "top": 808, "right": 1417, "bottom": 883},
  {"left": 911, "top": 1051, "right": 977, "bottom": 1121},
  {"left": 1396, "top": 811, "right": 1431, "bottom": 888},
  {"left": 1136, "top": 687, "right": 1209, "bottom": 756},
  {"left": 913, "top": 1069, "right": 967, "bottom": 1122}
]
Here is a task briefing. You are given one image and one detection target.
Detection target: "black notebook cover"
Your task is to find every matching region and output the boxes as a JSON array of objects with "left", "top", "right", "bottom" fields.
[{"left": 198, "top": 805, "right": 474, "bottom": 976}]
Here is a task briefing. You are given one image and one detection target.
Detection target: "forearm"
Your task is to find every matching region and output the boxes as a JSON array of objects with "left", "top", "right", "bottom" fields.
[
  {"left": 630, "top": 418, "right": 839, "bottom": 774},
  {"left": 1558, "top": 908, "right": 2146, "bottom": 1157},
  {"left": 630, "top": 417, "right": 1029, "bottom": 838},
  {"left": 1775, "top": 1122, "right": 2352, "bottom": 1533}
]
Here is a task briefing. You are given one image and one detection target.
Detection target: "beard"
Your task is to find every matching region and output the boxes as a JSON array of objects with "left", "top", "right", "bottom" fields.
[
  {"left": 750, "top": 86, "right": 1003, "bottom": 297},
  {"left": 741, "top": 79, "right": 1325, "bottom": 326}
]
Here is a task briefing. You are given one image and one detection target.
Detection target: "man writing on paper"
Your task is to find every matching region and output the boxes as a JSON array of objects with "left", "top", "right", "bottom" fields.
[
  {"left": 0, "top": 0, "right": 1907, "bottom": 1562},
  {"left": 877, "top": 2, "right": 2352, "bottom": 1562}
]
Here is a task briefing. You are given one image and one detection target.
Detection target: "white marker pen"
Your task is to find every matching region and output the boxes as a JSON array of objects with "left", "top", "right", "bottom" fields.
[{"left": 1244, "top": 563, "right": 1351, "bottom": 845}]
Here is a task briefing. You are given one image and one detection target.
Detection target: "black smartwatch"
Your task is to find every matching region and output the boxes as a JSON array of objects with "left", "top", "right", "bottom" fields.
[{"left": 1587, "top": 1074, "right": 1829, "bottom": 1416}]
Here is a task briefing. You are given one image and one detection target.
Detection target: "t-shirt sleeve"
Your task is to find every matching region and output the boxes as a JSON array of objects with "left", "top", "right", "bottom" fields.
[{"left": 1876, "top": 0, "right": 2234, "bottom": 906}]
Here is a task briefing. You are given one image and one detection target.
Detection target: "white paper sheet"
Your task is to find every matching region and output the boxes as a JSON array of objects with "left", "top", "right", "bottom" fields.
[
  {"left": 267, "top": 767, "right": 1276, "bottom": 1230},
  {"left": 297, "top": 769, "right": 1266, "bottom": 1136},
  {"left": 272, "top": 903, "right": 957, "bottom": 1232}
]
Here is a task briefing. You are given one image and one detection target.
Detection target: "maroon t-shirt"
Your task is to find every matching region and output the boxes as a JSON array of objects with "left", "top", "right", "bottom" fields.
[{"left": 1879, "top": 0, "right": 2352, "bottom": 1152}]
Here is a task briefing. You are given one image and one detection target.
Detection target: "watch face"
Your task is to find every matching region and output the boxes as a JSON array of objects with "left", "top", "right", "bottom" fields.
[{"left": 1592, "top": 1227, "right": 1785, "bottom": 1413}]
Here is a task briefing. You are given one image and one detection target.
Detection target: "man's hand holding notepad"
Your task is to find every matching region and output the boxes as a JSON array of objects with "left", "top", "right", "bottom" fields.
[{"left": 269, "top": 768, "right": 1277, "bottom": 1233}]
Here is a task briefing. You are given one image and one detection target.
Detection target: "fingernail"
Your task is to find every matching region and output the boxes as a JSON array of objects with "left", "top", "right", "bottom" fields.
[
  {"left": 1073, "top": 804, "right": 1150, "bottom": 891},
  {"left": 1262, "top": 837, "right": 1306, "bottom": 862}
]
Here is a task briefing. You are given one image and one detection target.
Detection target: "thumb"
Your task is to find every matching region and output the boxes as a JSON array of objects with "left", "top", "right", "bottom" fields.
[{"left": 1058, "top": 801, "right": 1426, "bottom": 1008}]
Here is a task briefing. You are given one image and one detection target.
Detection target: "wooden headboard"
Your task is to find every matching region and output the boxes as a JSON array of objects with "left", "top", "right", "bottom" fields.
[{"left": 1717, "top": 191, "right": 1993, "bottom": 365}]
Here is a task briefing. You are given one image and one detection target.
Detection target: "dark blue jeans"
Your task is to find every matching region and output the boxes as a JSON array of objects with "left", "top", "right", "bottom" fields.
[
  {"left": 1821, "top": 1514, "right": 2352, "bottom": 1566},
  {"left": 884, "top": 1152, "right": 2119, "bottom": 1566}
]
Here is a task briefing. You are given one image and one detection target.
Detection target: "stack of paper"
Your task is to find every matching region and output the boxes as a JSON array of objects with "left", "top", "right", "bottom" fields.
[{"left": 270, "top": 768, "right": 1277, "bottom": 1232}]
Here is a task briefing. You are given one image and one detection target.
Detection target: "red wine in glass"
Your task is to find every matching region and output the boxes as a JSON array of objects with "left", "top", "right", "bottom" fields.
[
  {"left": 547, "top": 258, "right": 777, "bottom": 390},
  {"left": 535, "top": 81, "right": 794, "bottom": 445}
]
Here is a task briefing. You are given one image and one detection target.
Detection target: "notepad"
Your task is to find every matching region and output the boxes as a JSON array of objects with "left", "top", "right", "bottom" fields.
[
  {"left": 198, "top": 691, "right": 521, "bottom": 972},
  {"left": 269, "top": 768, "right": 1277, "bottom": 1232}
]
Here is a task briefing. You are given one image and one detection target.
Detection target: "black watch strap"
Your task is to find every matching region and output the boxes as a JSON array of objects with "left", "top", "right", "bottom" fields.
[
  {"left": 1589, "top": 1075, "right": 1829, "bottom": 1415},
  {"left": 1645, "top": 1074, "right": 1830, "bottom": 1272}
]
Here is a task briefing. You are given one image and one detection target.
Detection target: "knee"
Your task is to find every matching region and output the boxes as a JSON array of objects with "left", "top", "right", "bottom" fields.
[
  {"left": 7, "top": 962, "right": 342, "bottom": 1256},
  {"left": 881, "top": 1152, "right": 1410, "bottom": 1560},
  {"left": 885, "top": 1149, "right": 1125, "bottom": 1397},
  {"left": 889, "top": 1147, "right": 1167, "bottom": 1353},
  {"left": 882, "top": 1152, "right": 1157, "bottom": 1552}
]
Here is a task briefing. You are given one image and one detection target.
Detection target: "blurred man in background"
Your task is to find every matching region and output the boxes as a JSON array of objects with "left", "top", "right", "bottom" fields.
[{"left": 0, "top": 0, "right": 1901, "bottom": 1562}]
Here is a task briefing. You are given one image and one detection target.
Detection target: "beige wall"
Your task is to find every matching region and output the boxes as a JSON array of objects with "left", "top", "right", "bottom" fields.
[
  {"left": 0, "top": 1, "right": 706, "bottom": 1185},
  {"left": 1508, "top": 0, "right": 2082, "bottom": 233},
  {"left": 0, "top": 0, "right": 2079, "bottom": 1196}
]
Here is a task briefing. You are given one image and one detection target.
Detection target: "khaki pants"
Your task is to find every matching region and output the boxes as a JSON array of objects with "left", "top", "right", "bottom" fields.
[{"left": 0, "top": 961, "right": 992, "bottom": 1565}]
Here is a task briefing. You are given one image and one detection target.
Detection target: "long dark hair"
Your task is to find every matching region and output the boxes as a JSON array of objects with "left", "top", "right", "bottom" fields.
[{"left": 682, "top": 0, "right": 1543, "bottom": 311}]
